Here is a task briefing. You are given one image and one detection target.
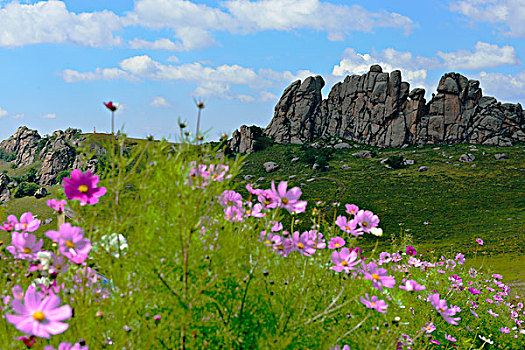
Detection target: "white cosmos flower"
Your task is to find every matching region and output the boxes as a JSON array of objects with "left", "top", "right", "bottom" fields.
[{"left": 370, "top": 227, "right": 383, "bottom": 237}]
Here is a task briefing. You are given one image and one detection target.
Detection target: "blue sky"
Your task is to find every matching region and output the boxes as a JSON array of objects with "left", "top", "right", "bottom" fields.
[{"left": 0, "top": 0, "right": 524, "bottom": 142}]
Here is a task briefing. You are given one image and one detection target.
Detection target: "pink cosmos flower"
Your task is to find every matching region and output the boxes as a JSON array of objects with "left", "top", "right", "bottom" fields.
[
  {"left": 270, "top": 181, "right": 307, "bottom": 214},
  {"left": 328, "top": 237, "right": 345, "bottom": 249},
  {"left": 220, "top": 190, "right": 243, "bottom": 208},
  {"left": 292, "top": 231, "right": 316, "bottom": 257},
  {"left": 422, "top": 322, "right": 436, "bottom": 333},
  {"left": 224, "top": 206, "right": 244, "bottom": 222},
  {"left": 14, "top": 212, "right": 41, "bottom": 233},
  {"left": 428, "top": 293, "right": 461, "bottom": 325},
  {"left": 330, "top": 248, "right": 360, "bottom": 273},
  {"left": 331, "top": 345, "right": 350, "bottom": 350},
  {"left": 244, "top": 202, "right": 265, "bottom": 218},
  {"left": 445, "top": 334, "right": 457, "bottom": 342},
  {"left": 270, "top": 235, "right": 293, "bottom": 257},
  {"left": 378, "top": 252, "right": 392, "bottom": 264},
  {"left": 5, "top": 285, "right": 72, "bottom": 339},
  {"left": 335, "top": 215, "right": 361, "bottom": 236},
  {"left": 257, "top": 189, "right": 279, "bottom": 209},
  {"left": 363, "top": 263, "right": 396, "bottom": 291},
  {"left": 306, "top": 230, "right": 326, "bottom": 249},
  {"left": 63, "top": 169, "right": 106, "bottom": 206},
  {"left": 45, "top": 223, "right": 91, "bottom": 264},
  {"left": 271, "top": 221, "right": 283, "bottom": 232},
  {"left": 6, "top": 232, "right": 43, "bottom": 260},
  {"left": 455, "top": 253, "right": 465, "bottom": 264},
  {"left": 405, "top": 245, "right": 417, "bottom": 256},
  {"left": 399, "top": 279, "right": 426, "bottom": 292},
  {"left": 345, "top": 204, "right": 359, "bottom": 216},
  {"left": 487, "top": 309, "right": 499, "bottom": 317},
  {"left": 0, "top": 214, "right": 18, "bottom": 232},
  {"left": 46, "top": 199, "right": 67, "bottom": 214},
  {"left": 360, "top": 293, "right": 388, "bottom": 313},
  {"left": 44, "top": 343, "right": 88, "bottom": 350},
  {"left": 246, "top": 183, "right": 263, "bottom": 196},
  {"left": 354, "top": 209, "right": 379, "bottom": 233},
  {"left": 476, "top": 238, "right": 484, "bottom": 245},
  {"left": 468, "top": 287, "right": 481, "bottom": 295},
  {"left": 499, "top": 327, "right": 510, "bottom": 333}
]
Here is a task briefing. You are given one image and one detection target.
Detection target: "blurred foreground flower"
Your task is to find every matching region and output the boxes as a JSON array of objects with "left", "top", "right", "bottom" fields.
[{"left": 63, "top": 169, "right": 106, "bottom": 206}]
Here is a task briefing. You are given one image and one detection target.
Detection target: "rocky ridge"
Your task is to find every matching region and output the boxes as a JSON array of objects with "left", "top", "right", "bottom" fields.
[{"left": 231, "top": 65, "right": 525, "bottom": 152}]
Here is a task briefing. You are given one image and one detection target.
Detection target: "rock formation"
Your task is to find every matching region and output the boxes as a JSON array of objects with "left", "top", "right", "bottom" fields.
[
  {"left": 0, "top": 173, "right": 10, "bottom": 203},
  {"left": 0, "top": 126, "right": 42, "bottom": 167},
  {"left": 231, "top": 65, "right": 525, "bottom": 150},
  {"left": 228, "top": 125, "right": 264, "bottom": 154}
]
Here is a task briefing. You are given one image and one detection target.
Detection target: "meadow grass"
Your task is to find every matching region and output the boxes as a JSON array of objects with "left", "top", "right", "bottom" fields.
[{"left": 0, "top": 128, "right": 523, "bottom": 349}]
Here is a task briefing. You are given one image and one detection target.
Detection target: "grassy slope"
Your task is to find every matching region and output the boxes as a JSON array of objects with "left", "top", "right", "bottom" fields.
[
  {"left": 0, "top": 136, "right": 523, "bottom": 286},
  {"left": 234, "top": 141, "right": 525, "bottom": 284}
]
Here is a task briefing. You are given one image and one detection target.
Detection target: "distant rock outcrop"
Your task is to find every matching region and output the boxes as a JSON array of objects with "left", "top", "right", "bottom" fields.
[
  {"left": 231, "top": 65, "right": 525, "bottom": 150},
  {"left": 0, "top": 126, "right": 41, "bottom": 167},
  {"left": 0, "top": 173, "right": 10, "bottom": 203},
  {"left": 228, "top": 125, "right": 263, "bottom": 154}
]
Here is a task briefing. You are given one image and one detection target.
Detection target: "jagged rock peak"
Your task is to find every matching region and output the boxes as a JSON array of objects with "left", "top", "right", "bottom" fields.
[{"left": 261, "top": 65, "right": 524, "bottom": 148}]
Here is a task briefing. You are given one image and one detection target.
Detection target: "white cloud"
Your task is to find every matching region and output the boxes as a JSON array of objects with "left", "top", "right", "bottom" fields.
[
  {"left": 474, "top": 70, "right": 525, "bottom": 102},
  {"left": 438, "top": 41, "right": 521, "bottom": 70},
  {"left": 41, "top": 113, "right": 56, "bottom": 119},
  {"left": 0, "top": 1, "right": 122, "bottom": 48},
  {"left": 150, "top": 96, "right": 171, "bottom": 107},
  {"left": 0, "top": 106, "right": 7, "bottom": 118},
  {"left": 62, "top": 67, "right": 131, "bottom": 82},
  {"left": 222, "top": 0, "right": 415, "bottom": 39},
  {"left": 167, "top": 55, "right": 179, "bottom": 63},
  {"left": 331, "top": 48, "right": 434, "bottom": 92},
  {"left": 12, "top": 113, "right": 23, "bottom": 119},
  {"left": 129, "top": 38, "right": 181, "bottom": 51},
  {"left": 451, "top": 0, "right": 525, "bottom": 37}
]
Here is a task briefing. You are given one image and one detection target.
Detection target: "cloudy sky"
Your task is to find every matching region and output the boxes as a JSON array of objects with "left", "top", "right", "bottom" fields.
[{"left": 0, "top": 0, "right": 524, "bottom": 141}]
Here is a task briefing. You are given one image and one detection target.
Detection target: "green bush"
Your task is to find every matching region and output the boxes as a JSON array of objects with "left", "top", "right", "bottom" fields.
[
  {"left": 56, "top": 169, "right": 72, "bottom": 184},
  {"left": 0, "top": 148, "right": 16, "bottom": 162},
  {"left": 385, "top": 155, "right": 406, "bottom": 169},
  {"left": 13, "top": 182, "right": 40, "bottom": 198}
]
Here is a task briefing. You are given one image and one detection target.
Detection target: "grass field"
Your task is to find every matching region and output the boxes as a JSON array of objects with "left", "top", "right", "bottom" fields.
[{"left": 233, "top": 141, "right": 525, "bottom": 288}]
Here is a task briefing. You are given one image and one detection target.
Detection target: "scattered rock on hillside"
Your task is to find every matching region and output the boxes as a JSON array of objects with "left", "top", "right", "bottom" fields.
[
  {"left": 263, "top": 162, "right": 279, "bottom": 173},
  {"left": 494, "top": 153, "right": 508, "bottom": 160},
  {"left": 352, "top": 150, "right": 374, "bottom": 159},
  {"left": 44, "top": 218, "right": 53, "bottom": 225},
  {"left": 34, "top": 187, "right": 48, "bottom": 199},
  {"left": 459, "top": 153, "right": 476, "bottom": 163},
  {"left": 418, "top": 166, "right": 429, "bottom": 172},
  {"left": 289, "top": 175, "right": 296, "bottom": 179},
  {"left": 341, "top": 164, "right": 350, "bottom": 169},
  {"left": 256, "top": 177, "right": 265, "bottom": 182},
  {"left": 291, "top": 157, "right": 300, "bottom": 163},
  {"left": 0, "top": 173, "right": 10, "bottom": 203},
  {"left": 306, "top": 178, "right": 315, "bottom": 182},
  {"left": 244, "top": 175, "right": 254, "bottom": 181},
  {"left": 334, "top": 142, "right": 351, "bottom": 149},
  {"left": 404, "top": 159, "right": 415, "bottom": 165}
]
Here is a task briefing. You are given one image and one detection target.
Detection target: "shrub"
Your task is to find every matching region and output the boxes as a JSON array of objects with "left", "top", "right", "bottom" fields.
[
  {"left": 13, "top": 182, "right": 40, "bottom": 198},
  {"left": 56, "top": 169, "right": 72, "bottom": 184},
  {"left": 385, "top": 155, "right": 406, "bottom": 169},
  {"left": 0, "top": 148, "right": 16, "bottom": 162}
]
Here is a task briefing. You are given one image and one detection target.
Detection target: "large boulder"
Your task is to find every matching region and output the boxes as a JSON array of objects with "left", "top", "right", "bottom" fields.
[
  {"left": 228, "top": 125, "right": 264, "bottom": 154},
  {"left": 263, "top": 162, "right": 279, "bottom": 173},
  {"left": 0, "top": 126, "right": 41, "bottom": 167},
  {"left": 39, "top": 144, "right": 76, "bottom": 186},
  {"left": 261, "top": 66, "right": 524, "bottom": 148},
  {"left": 0, "top": 173, "right": 10, "bottom": 203}
]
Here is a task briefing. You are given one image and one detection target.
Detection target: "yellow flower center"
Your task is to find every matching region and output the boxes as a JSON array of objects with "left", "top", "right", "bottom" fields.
[
  {"left": 78, "top": 185, "right": 89, "bottom": 193},
  {"left": 264, "top": 200, "right": 270, "bottom": 205},
  {"left": 65, "top": 240, "right": 75, "bottom": 248},
  {"left": 345, "top": 226, "right": 351, "bottom": 231},
  {"left": 23, "top": 248, "right": 32, "bottom": 254},
  {"left": 56, "top": 265, "right": 63, "bottom": 271},
  {"left": 341, "top": 260, "right": 348, "bottom": 266},
  {"left": 297, "top": 243, "right": 304, "bottom": 249},
  {"left": 372, "top": 273, "right": 381, "bottom": 281},
  {"left": 335, "top": 243, "right": 340, "bottom": 248},
  {"left": 23, "top": 223, "right": 28, "bottom": 228},
  {"left": 33, "top": 311, "right": 45, "bottom": 321},
  {"left": 227, "top": 200, "right": 233, "bottom": 206},
  {"left": 371, "top": 302, "right": 376, "bottom": 306},
  {"left": 246, "top": 210, "right": 252, "bottom": 215},
  {"left": 281, "top": 198, "right": 289, "bottom": 205},
  {"left": 362, "top": 222, "right": 368, "bottom": 227}
]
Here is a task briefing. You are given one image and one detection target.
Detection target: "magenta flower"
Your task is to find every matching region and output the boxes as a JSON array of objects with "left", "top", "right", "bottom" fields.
[
  {"left": 257, "top": 189, "right": 279, "bottom": 209},
  {"left": 328, "top": 236, "right": 346, "bottom": 249},
  {"left": 271, "top": 221, "right": 283, "bottom": 232},
  {"left": 399, "top": 279, "right": 426, "bottom": 292},
  {"left": 428, "top": 293, "right": 461, "bottom": 325},
  {"left": 5, "top": 285, "right": 72, "bottom": 339},
  {"left": 44, "top": 343, "right": 88, "bottom": 350},
  {"left": 499, "top": 327, "right": 510, "bottom": 333},
  {"left": 468, "top": 287, "right": 481, "bottom": 295},
  {"left": 405, "top": 245, "right": 417, "bottom": 256},
  {"left": 6, "top": 232, "right": 43, "bottom": 260},
  {"left": 345, "top": 204, "right": 359, "bottom": 215},
  {"left": 487, "top": 309, "right": 499, "bottom": 317},
  {"left": 360, "top": 293, "right": 388, "bottom": 313},
  {"left": 422, "top": 322, "right": 436, "bottom": 333},
  {"left": 330, "top": 248, "right": 360, "bottom": 273},
  {"left": 445, "top": 334, "right": 457, "bottom": 342},
  {"left": 364, "top": 263, "right": 396, "bottom": 291},
  {"left": 270, "top": 181, "right": 307, "bottom": 214},
  {"left": 46, "top": 199, "right": 67, "bottom": 214},
  {"left": 455, "top": 253, "right": 465, "bottom": 264},
  {"left": 306, "top": 230, "right": 326, "bottom": 249},
  {"left": 14, "top": 212, "right": 41, "bottom": 233},
  {"left": 476, "top": 238, "right": 484, "bottom": 245},
  {"left": 219, "top": 190, "right": 243, "bottom": 208},
  {"left": 335, "top": 215, "right": 361, "bottom": 236},
  {"left": 292, "top": 231, "right": 316, "bottom": 257},
  {"left": 0, "top": 214, "right": 18, "bottom": 232},
  {"left": 63, "top": 169, "right": 106, "bottom": 206},
  {"left": 354, "top": 209, "right": 379, "bottom": 233},
  {"left": 45, "top": 223, "right": 91, "bottom": 264}
]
